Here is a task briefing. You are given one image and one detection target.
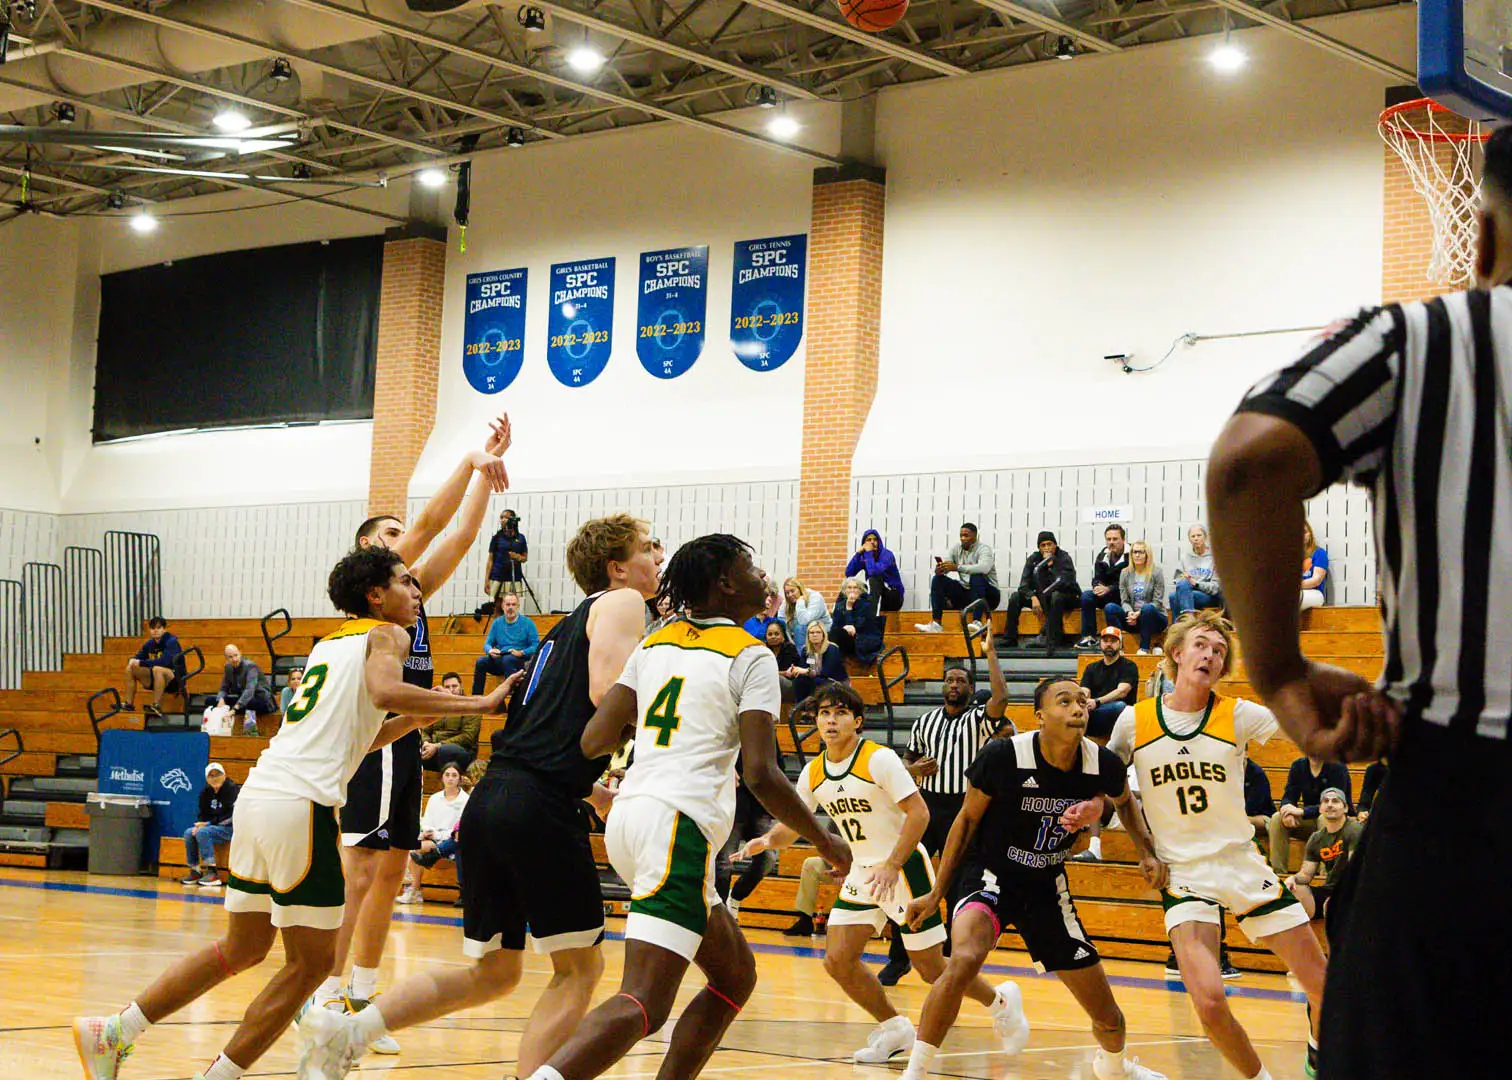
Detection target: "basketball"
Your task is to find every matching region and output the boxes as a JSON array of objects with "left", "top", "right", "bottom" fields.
[{"left": 837, "top": 0, "right": 908, "bottom": 32}]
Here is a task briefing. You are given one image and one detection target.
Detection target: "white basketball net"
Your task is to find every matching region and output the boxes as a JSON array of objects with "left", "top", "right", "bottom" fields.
[{"left": 1379, "top": 103, "right": 1486, "bottom": 286}]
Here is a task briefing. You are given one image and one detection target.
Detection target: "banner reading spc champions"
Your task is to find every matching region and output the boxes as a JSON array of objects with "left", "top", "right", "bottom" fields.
[
  {"left": 462, "top": 267, "right": 528, "bottom": 394},
  {"left": 730, "top": 234, "right": 806, "bottom": 372},
  {"left": 637, "top": 245, "right": 708, "bottom": 379},
  {"left": 547, "top": 257, "right": 616, "bottom": 387}
]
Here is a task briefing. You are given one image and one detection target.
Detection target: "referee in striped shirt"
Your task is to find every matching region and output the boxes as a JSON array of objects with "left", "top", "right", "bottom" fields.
[
  {"left": 1206, "top": 123, "right": 1512, "bottom": 1080},
  {"left": 877, "top": 623, "right": 1012, "bottom": 983}
]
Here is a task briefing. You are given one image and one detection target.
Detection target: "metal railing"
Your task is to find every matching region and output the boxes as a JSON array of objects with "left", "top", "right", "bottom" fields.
[
  {"left": 876, "top": 644, "right": 911, "bottom": 732},
  {"left": 87, "top": 688, "right": 124, "bottom": 754},
  {"left": 63, "top": 546, "right": 106, "bottom": 655},
  {"left": 261, "top": 608, "right": 306, "bottom": 677},
  {"left": 103, "top": 530, "right": 162, "bottom": 638},
  {"left": 0, "top": 580, "right": 21, "bottom": 690},
  {"left": 178, "top": 645, "right": 206, "bottom": 718},
  {"left": 0, "top": 728, "right": 22, "bottom": 769},
  {"left": 22, "top": 562, "right": 63, "bottom": 673},
  {"left": 959, "top": 598, "right": 992, "bottom": 683},
  {"left": 785, "top": 710, "right": 822, "bottom": 767}
]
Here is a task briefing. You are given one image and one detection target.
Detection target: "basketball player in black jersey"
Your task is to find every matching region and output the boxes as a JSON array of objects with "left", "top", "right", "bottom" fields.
[
  {"left": 305, "top": 416, "right": 510, "bottom": 1047},
  {"left": 900, "top": 679, "right": 1167, "bottom": 1080},
  {"left": 300, "top": 513, "right": 663, "bottom": 1080}
]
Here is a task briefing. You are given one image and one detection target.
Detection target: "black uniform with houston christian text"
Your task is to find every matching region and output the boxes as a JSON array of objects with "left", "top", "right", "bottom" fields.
[
  {"left": 955, "top": 731, "right": 1126, "bottom": 972},
  {"left": 341, "top": 602, "right": 431, "bottom": 851},
  {"left": 461, "top": 592, "right": 612, "bottom": 956}
]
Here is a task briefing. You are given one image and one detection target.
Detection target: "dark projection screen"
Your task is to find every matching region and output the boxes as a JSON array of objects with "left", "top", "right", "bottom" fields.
[{"left": 93, "top": 235, "right": 383, "bottom": 442}]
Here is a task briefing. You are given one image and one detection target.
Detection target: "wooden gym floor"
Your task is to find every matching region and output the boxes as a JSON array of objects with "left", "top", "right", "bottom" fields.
[{"left": 0, "top": 871, "right": 1315, "bottom": 1080}]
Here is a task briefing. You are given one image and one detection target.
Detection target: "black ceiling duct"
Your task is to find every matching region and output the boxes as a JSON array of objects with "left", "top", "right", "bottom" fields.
[{"left": 405, "top": 0, "right": 473, "bottom": 11}]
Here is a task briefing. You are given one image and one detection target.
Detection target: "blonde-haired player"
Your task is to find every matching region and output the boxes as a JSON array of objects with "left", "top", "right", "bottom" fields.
[
  {"left": 1108, "top": 609, "right": 1327, "bottom": 1080},
  {"left": 741, "top": 680, "right": 1027, "bottom": 1064}
]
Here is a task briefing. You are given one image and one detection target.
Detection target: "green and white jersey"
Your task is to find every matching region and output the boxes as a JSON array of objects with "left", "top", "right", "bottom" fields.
[
  {"left": 799, "top": 738, "right": 919, "bottom": 867},
  {"left": 614, "top": 616, "right": 782, "bottom": 845},
  {"left": 243, "top": 618, "right": 390, "bottom": 808}
]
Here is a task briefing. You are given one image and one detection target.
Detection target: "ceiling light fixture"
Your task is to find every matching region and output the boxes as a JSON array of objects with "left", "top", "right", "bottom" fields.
[
  {"left": 54, "top": 102, "right": 75, "bottom": 125},
  {"left": 567, "top": 44, "right": 604, "bottom": 75},
  {"left": 756, "top": 86, "right": 779, "bottom": 109},
  {"left": 506, "top": 126, "right": 526, "bottom": 148},
  {"left": 416, "top": 167, "right": 447, "bottom": 188},
  {"left": 213, "top": 109, "right": 252, "bottom": 132},
  {"left": 129, "top": 211, "right": 157, "bottom": 234},
  {"left": 107, "top": 191, "right": 125, "bottom": 210},
  {"left": 1054, "top": 35, "right": 1075, "bottom": 60},
  {"left": 767, "top": 109, "right": 801, "bottom": 140},
  {"left": 517, "top": 5, "right": 546, "bottom": 31},
  {"left": 1209, "top": 17, "right": 1245, "bottom": 74},
  {"left": 269, "top": 57, "right": 294, "bottom": 83}
]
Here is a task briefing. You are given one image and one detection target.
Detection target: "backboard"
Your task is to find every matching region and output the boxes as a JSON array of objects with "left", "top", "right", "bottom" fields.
[{"left": 1420, "top": 0, "right": 1512, "bottom": 122}]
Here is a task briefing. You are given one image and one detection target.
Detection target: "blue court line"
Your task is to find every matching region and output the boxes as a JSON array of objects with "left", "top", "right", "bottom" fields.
[{"left": 0, "top": 875, "right": 1308, "bottom": 1003}]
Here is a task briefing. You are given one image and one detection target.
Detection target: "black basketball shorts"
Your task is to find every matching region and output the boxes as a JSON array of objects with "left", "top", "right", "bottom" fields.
[
  {"left": 460, "top": 765, "right": 606, "bottom": 956},
  {"left": 954, "top": 862, "right": 1101, "bottom": 973},
  {"left": 341, "top": 732, "right": 423, "bottom": 852}
]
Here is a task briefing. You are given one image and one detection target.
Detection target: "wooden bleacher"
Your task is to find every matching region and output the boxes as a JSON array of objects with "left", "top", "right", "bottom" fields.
[{"left": 8, "top": 605, "right": 1380, "bottom": 969}]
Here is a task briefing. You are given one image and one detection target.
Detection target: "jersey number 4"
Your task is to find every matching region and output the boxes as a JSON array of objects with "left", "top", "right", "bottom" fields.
[
  {"left": 644, "top": 677, "right": 684, "bottom": 747},
  {"left": 282, "top": 663, "right": 328, "bottom": 724}
]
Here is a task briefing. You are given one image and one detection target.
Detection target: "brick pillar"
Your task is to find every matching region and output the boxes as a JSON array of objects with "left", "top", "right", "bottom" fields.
[
  {"left": 368, "top": 226, "right": 448, "bottom": 516},
  {"left": 1382, "top": 100, "right": 1476, "bottom": 303},
  {"left": 796, "top": 166, "right": 885, "bottom": 590}
]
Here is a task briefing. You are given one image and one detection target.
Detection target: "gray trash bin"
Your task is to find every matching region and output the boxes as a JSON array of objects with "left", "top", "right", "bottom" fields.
[{"left": 84, "top": 793, "right": 153, "bottom": 875}]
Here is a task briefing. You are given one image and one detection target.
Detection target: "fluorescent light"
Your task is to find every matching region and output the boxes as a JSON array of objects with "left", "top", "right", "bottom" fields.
[
  {"left": 212, "top": 110, "right": 252, "bottom": 132},
  {"left": 129, "top": 212, "right": 158, "bottom": 234},
  {"left": 567, "top": 45, "right": 604, "bottom": 74},
  {"left": 767, "top": 114, "right": 801, "bottom": 140},
  {"left": 1208, "top": 42, "right": 1246, "bottom": 73},
  {"left": 416, "top": 167, "right": 447, "bottom": 188}
]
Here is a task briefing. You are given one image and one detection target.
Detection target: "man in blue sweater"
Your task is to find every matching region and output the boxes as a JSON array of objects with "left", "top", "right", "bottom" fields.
[
  {"left": 125, "top": 616, "right": 185, "bottom": 718},
  {"left": 471, "top": 592, "right": 540, "bottom": 694}
]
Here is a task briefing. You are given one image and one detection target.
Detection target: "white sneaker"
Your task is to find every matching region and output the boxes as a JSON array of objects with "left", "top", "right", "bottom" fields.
[
  {"left": 1136, "top": 648, "right": 1150, "bottom": 656},
  {"left": 72, "top": 1015, "right": 132, "bottom": 1080},
  {"left": 1093, "top": 1050, "right": 1167, "bottom": 1080},
  {"left": 1152, "top": 646, "right": 1163, "bottom": 655},
  {"left": 296, "top": 1005, "right": 361, "bottom": 1080},
  {"left": 395, "top": 886, "right": 423, "bottom": 904},
  {"left": 967, "top": 620, "right": 985, "bottom": 635},
  {"left": 853, "top": 1016, "right": 916, "bottom": 1063},
  {"left": 726, "top": 895, "right": 740, "bottom": 918},
  {"left": 336, "top": 993, "right": 399, "bottom": 1055},
  {"left": 991, "top": 980, "right": 1031, "bottom": 1055},
  {"left": 913, "top": 621, "right": 943, "bottom": 633}
]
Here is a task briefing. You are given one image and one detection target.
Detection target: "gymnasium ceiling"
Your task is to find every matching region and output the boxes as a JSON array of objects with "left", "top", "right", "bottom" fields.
[{"left": 0, "top": 0, "right": 1414, "bottom": 223}]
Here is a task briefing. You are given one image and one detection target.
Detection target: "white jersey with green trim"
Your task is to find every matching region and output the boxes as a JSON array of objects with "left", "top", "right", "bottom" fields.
[
  {"left": 614, "top": 616, "right": 782, "bottom": 844},
  {"left": 242, "top": 618, "right": 390, "bottom": 807},
  {"left": 799, "top": 738, "right": 918, "bottom": 866}
]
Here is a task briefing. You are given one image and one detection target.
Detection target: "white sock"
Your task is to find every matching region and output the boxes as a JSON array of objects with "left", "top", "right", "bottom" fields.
[
  {"left": 1095, "top": 1048, "right": 1126, "bottom": 1075},
  {"left": 901, "top": 1039, "right": 938, "bottom": 1078},
  {"left": 1247, "top": 1068, "right": 1273, "bottom": 1080},
  {"left": 350, "top": 965, "right": 379, "bottom": 1000},
  {"left": 118, "top": 1002, "right": 150, "bottom": 1044},
  {"left": 204, "top": 1053, "right": 246, "bottom": 1080},
  {"left": 314, "top": 975, "right": 343, "bottom": 1002},
  {"left": 525, "top": 1068, "right": 566, "bottom": 1080},
  {"left": 1087, "top": 836, "right": 1103, "bottom": 858},
  {"left": 353, "top": 1003, "right": 388, "bottom": 1048}
]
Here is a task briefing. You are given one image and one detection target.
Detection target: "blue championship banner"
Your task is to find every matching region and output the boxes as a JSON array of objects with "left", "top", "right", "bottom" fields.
[
  {"left": 99, "top": 730, "right": 209, "bottom": 855},
  {"left": 730, "top": 234, "right": 807, "bottom": 372},
  {"left": 548, "top": 257, "right": 616, "bottom": 387},
  {"left": 462, "top": 267, "right": 528, "bottom": 394},
  {"left": 637, "top": 245, "right": 709, "bottom": 379}
]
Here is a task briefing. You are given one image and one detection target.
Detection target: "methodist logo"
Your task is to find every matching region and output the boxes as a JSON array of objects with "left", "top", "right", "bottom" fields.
[
  {"left": 160, "top": 768, "right": 193, "bottom": 794},
  {"left": 109, "top": 766, "right": 145, "bottom": 784}
]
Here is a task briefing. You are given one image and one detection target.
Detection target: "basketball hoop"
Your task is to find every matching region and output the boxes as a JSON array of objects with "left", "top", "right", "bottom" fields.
[{"left": 1379, "top": 97, "right": 1490, "bottom": 286}]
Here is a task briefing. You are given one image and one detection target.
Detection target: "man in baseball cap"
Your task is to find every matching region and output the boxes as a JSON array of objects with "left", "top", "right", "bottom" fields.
[
  {"left": 181, "top": 763, "right": 239, "bottom": 888},
  {"left": 1286, "top": 787, "right": 1363, "bottom": 921}
]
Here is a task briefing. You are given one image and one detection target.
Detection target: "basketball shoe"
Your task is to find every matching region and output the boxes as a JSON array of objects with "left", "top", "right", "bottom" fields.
[{"left": 72, "top": 1015, "right": 132, "bottom": 1080}]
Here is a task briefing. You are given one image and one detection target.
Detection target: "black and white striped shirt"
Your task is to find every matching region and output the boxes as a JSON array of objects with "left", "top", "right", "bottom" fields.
[
  {"left": 906, "top": 703, "right": 1006, "bottom": 794},
  {"left": 1237, "top": 290, "right": 1512, "bottom": 741}
]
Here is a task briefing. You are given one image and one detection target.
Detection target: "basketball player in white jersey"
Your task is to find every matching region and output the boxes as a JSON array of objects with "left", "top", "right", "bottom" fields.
[
  {"left": 72, "top": 546, "right": 512, "bottom": 1080},
  {"left": 740, "top": 680, "right": 1026, "bottom": 1064},
  {"left": 313, "top": 415, "right": 509, "bottom": 1049},
  {"left": 521, "top": 534, "right": 851, "bottom": 1080},
  {"left": 1107, "top": 610, "right": 1327, "bottom": 1080}
]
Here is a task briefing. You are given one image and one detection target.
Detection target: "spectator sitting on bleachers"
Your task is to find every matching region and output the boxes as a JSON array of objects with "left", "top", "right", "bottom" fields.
[
  {"left": 1266, "top": 753, "right": 1353, "bottom": 874},
  {"left": 1245, "top": 757, "right": 1277, "bottom": 842},
  {"left": 792, "top": 622, "right": 847, "bottom": 703},
  {"left": 1300, "top": 520, "right": 1329, "bottom": 611},
  {"left": 421, "top": 672, "right": 482, "bottom": 774},
  {"left": 914, "top": 522, "right": 999, "bottom": 633},
  {"left": 743, "top": 580, "right": 785, "bottom": 640},
  {"left": 831, "top": 577, "right": 885, "bottom": 666},
  {"left": 1357, "top": 759, "right": 1388, "bottom": 823},
  {"left": 179, "top": 762, "right": 238, "bottom": 888},
  {"left": 1075, "top": 524, "right": 1131, "bottom": 649},
  {"left": 1170, "top": 523, "right": 1223, "bottom": 616},
  {"left": 1080, "top": 626, "right": 1138, "bottom": 739},
  {"left": 783, "top": 852, "right": 837, "bottom": 937},
  {"left": 844, "top": 529, "right": 905, "bottom": 612},
  {"left": 764, "top": 620, "right": 801, "bottom": 674},
  {"left": 483, "top": 508, "right": 528, "bottom": 608},
  {"left": 1108, "top": 540, "right": 1169, "bottom": 656},
  {"left": 215, "top": 644, "right": 274, "bottom": 735},
  {"left": 398, "top": 762, "right": 470, "bottom": 905},
  {"left": 278, "top": 667, "right": 303, "bottom": 714},
  {"left": 781, "top": 576, "right": 831, "bottom": 648},
  {"left": 124, "top": 615, "right": 185, "bottom": 719},
  {"left": 1286, "top": 788, "right": 1362, "bottom": 920},
  {"left": 471, "top": 592, "right": 539, "bottom": 694},
  {"left": 1002, "top": 531, "right": 1080, "bottom": 650}
]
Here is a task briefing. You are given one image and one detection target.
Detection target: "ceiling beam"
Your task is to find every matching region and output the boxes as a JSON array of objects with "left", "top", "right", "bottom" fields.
[
  {"left": 968, "top": 0, "right": 1121, "bottom": 54},
  {"left": 1208, "top": 0, "right": 1414, "bottom": 82},
  {"left": 735, "top": 0, "right": 970, "bottom": 76}
]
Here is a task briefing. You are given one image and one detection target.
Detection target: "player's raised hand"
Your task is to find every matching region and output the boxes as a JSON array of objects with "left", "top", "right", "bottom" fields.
[
  {"left": 1268, "top": 660, "right": 1400, "bottom": 763},
  {"left": 816, "top": 832, "right": 853, "bottom": 881},
  {"left": 735, "top": 836, "right": 769, "bottom": 861},
  {"left": 905, "top": 892, "right": 941, "bottom": 932},
  {"left": 1139, "top": 854, "right": 1169, "bottom": 891},
  {"left": 484, "top": 412, "right": 512, "bottom": 455},
  {"left": 480, "top": 669, "right": 524, "bottom": 716},
  {"left": 862, "top": 861, "right": 901, "bottom": 904},
  {"left": 1059, "top": 797, "right": 1104, "bottom": 832}
]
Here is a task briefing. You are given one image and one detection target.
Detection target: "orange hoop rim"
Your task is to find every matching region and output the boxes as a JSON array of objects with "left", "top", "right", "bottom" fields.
[{"left": 1378, "top": 97, "right": 1490, "bottom": 144}]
